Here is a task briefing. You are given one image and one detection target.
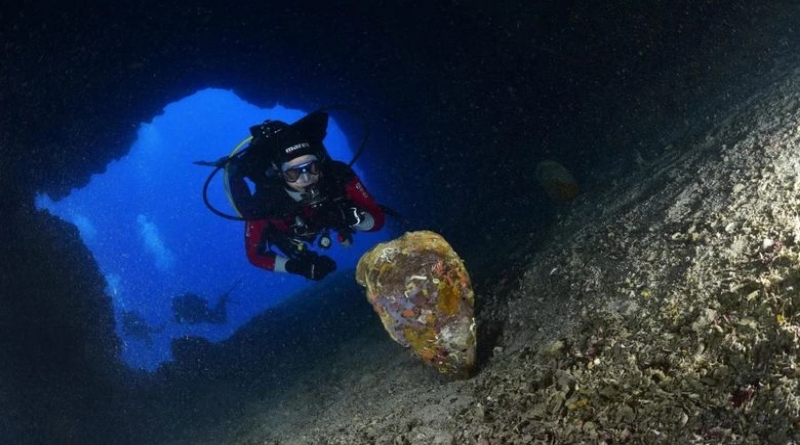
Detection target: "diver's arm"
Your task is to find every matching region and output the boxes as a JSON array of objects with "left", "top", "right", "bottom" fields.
[
  {"left": 244, "top": 219, "right": 335, "bottom": 279},
  {"left": 342, "top": 173, "right": 385, "bottom": 232},
  {"left": 244, "top": 219, "right": 289, "bottom": 272}
]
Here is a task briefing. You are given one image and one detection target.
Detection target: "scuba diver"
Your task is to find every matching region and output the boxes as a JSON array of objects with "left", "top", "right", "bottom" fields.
[
  {"left": 120, "top": 310, "right": 165, "bottom": 348},
  {"left": 172, "top": 279, "right": 240, "bottom": 325},
  {"left": 221, "top": 111, "right": 385, "bottom": 281}
]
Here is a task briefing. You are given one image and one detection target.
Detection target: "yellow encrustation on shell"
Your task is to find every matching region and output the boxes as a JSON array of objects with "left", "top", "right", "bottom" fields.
[{"left": 356, "top": 230, "right": 476, "bottom": 378}]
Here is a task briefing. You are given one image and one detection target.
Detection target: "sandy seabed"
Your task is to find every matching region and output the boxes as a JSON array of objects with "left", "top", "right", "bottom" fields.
[{"left": 162, "top": 64, "right": 800, "bottom": 445}]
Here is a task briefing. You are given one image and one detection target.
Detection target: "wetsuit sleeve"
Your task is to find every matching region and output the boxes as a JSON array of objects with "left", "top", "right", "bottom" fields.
[
  {"left": 344, "top": 173, "right": 385, "bottom": 232},
  {"left": 244, "top": 219, "right": 291, "bottom": 272}
]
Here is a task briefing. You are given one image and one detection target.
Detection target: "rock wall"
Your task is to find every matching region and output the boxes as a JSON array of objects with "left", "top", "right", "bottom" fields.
[{"left": 0, "top": 200, "right": 120, "bottom": 443}]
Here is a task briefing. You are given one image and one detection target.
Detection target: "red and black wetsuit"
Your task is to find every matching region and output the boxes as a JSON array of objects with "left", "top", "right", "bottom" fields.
[{"left": 230, "top": 161, "right": 385, "bottom": 272}]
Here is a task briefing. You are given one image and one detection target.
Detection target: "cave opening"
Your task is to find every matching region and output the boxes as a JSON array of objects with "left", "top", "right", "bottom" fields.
[{"left": 35, "top": 88, "right": 390, "bottom": 371}]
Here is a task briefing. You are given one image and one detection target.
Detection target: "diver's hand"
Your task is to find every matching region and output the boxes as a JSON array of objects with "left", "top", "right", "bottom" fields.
[
  {"left": 342, "top": 206, "right": 366, "bottom": 228},
  {"left": 285, "top": 255, "right": 337, "bottom": 281},
  {"left": 323, "top": 202, "right": 365, "bottom": 230}
]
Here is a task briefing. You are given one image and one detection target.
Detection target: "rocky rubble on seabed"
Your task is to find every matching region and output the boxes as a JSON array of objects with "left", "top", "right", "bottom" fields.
[{"left": 253, "top": 69, "right": 800, "bottom": 445}]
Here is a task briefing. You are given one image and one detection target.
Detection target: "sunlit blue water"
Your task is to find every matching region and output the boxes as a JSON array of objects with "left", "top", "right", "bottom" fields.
[{"left": 36, "top": 88, "right": 389, "bottom": 370}]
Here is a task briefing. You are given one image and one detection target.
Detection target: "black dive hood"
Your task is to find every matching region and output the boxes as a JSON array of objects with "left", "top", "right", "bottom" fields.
[{"left": 249, "top": 110, "right": 332, "bottom": 172}]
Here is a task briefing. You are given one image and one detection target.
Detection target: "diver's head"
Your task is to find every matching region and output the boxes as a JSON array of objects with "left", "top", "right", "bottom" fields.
[
  {"left": 282, "top": 154, "right": 321, "bottom": 192},
  {"left": 271, "top": 111, "right": 330, "bottom": 169}
]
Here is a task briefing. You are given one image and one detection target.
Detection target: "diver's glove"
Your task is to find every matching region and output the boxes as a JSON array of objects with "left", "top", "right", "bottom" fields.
[
  {"left": 323, "top": 202, "right": 366, "bottom": 230},
  {"left": 285, "top": 255, "right": 337, "bottom": 281},
  {"left": 342, "top": 206, "right": 366, "bottom": 228}
]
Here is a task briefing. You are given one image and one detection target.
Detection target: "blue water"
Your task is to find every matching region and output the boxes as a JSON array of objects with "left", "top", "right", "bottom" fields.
[{"left": 36, "top": 88, "right": 390, "bottom": 371}]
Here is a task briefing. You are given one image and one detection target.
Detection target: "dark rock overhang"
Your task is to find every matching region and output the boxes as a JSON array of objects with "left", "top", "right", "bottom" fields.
[{"left": 3, "top": 1, "right": 768, "bottom": 204}]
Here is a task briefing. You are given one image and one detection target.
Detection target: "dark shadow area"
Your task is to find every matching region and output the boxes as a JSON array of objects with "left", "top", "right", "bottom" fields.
[{"left": 105, "top": 271, "right": 384, "bottom": 444}]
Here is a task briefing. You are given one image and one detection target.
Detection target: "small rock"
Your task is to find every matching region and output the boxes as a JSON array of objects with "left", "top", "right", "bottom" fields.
[
  {"left": 433, "top": 432, "right": 454, "bottom": 445},
  {"left": 475, "top": 403, "right": 487, "bottom": 422},
  {"left": 542, "top": 339, "right": 564, "bottom": 356}
]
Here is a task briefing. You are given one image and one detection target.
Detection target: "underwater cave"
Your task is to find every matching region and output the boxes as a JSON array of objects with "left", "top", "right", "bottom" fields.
[
  {"left": 35, "top": 88, "right": 392, "bottom": 371},
  {"left": 2, "top": 1, "right": 794, "bottom": 444}
]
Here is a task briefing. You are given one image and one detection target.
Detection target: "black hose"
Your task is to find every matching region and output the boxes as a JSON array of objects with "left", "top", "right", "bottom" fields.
[{"left": 200, "top": 164, "right": 247, "bottom": 221}]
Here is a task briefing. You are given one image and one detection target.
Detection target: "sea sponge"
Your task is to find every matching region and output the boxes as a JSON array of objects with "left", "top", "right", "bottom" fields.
[
  {"left": 356, "top": 231, "right": 476, "bottom": 378},
  {"left": 536, "top": 160, "right": 579, "bottom": 203}
]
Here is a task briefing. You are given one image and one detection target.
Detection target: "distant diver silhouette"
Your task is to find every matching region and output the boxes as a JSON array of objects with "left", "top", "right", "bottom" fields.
[
  {"left": 172, "top": 279, "right": 240, "bottom": 325},
  {"left": 120, "top": 310, "right": 165, "bottom": 348}
]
